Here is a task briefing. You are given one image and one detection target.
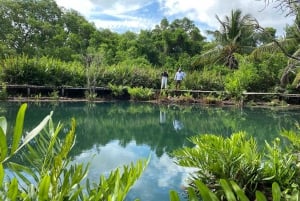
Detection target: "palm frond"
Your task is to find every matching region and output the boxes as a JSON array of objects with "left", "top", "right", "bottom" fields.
[
  {"left": 251, "top": 38, "right": 297, "bottom": 59},
  {"left": 191, "top": 45, "right": 223, "bottom": 67}
]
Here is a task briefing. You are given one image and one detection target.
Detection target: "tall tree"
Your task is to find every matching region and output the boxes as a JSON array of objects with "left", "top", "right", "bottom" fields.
[
  {"left": 149, "top": 17, "right": 205, "bottom": 68},
  {"left": 253, "top": 27, "right": 276, "bottom": 45},
  {"left": 253, "top": 0, "right": 300, "bottom": 87},
  {"left": 0, "top": 0, "right": 99, "bottom": 61},
  {"left": 137, "top": 30, "right": 161, "bottom": 66},
  {"left": 0, "top": 0, "right": 63, "bottom": 58},
  {"left": 195, "top": 9, "right": 258, "bottom": 69},
  {"left": 62, "top": 10, "right": 97, "bottom": 59}
]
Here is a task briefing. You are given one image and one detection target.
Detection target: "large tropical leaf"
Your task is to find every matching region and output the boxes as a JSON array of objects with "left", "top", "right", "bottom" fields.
[
  {"left": 0, "top": 116, "right": 7, "bottom": 134},
  {"left": 11, "top": 103, "right": 27, "bottom": 155},
  {"left": 12, "top": 111, "right": 53, "bottom": 156},
  {"left": 0, "top": 127, "right": 7, "bottom": 162},
  {"left": 251, "top": 38, "right": 298, "bottom": 59}
]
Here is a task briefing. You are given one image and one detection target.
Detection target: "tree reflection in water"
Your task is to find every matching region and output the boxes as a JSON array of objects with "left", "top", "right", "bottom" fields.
[{"left": 0, "top": 101, "right": 299, "bottom": 201}]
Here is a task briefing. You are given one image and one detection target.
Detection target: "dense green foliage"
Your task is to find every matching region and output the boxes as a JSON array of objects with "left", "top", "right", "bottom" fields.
[
  {"left": 0, "top": 56, "right": 85, "bottom": 86},
  {"left": 0, "top": 102, "right": 300, "bottom": 200},
  {"left": 0, "top": 0, "right": 205, "bottom": 67},
  {"left": 172, "top": 128, "right": 300, "bottom": 200},
  {"left": 0, "top": 103, "right": 148, "bottom": 200},
  {"left": 0, "top": 0, "right": 299, "bottom": 100},
  {"left": 169, "top": 180, "right": 298, "bottom": 201}
]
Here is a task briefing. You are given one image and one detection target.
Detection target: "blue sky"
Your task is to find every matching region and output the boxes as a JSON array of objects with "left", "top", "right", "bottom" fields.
[{"left": 55, "top": 0, "right": 295, "bottom": 39}]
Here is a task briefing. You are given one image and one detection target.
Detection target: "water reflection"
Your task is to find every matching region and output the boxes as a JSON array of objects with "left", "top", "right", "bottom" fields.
[
  {"left": 159, "top": 110, "right": 167, "bottom": 124},
  {"left": 72, "top": 140, "right": 191, "bottom": 201},
  {"left": 1, "top": 102, "right": 300, "bottom": 201},
  {"left": 173, "top": 111, "right": 184, "bottom": 131}
]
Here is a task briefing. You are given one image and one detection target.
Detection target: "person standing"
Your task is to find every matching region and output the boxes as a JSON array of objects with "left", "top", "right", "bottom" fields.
[
  {"left": 174, "top": 68, "right": 185, "bottom": 90},
  {"left": 161, "top": 70, "right": 169, "bottom": 89}
]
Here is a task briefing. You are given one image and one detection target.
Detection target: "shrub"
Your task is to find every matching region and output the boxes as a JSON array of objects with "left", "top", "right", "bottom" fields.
[
  {"left": 224, "top": 58, "right": 259, "bottom": 100},
  {"left": 184, "top": 67, "right": 227, "bottom": 91},
  {"left": 172, "top": 128, "right": 300, "bottom": 200},
  {"left": 250, "top": 52, "right": 288, "bottom": 91},
  {"left": 98, "top": 64, "right": 160, "bottom": 89},
  {"left": 0, "top": 103, "right": 148, "bottom": 200},
  {"left": 127, "top": 86, "right": 155, "bottom": 101},
  {"left": 169, "top": 180, "right": 295, "bottom": 201},
  {"left": 172, "top": 132, "right": 262, "bottom": 199},
  {"left": 0, "top": 56, "right": 85, "bottom": 86}
]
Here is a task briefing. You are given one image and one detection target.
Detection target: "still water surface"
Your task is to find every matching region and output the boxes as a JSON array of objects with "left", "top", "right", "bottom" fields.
[{"left": 1, "top": 101, "right": 300, "bottom": 201}]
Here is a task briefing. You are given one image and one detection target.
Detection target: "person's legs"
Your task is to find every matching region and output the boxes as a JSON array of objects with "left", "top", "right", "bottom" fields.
[
  {"left": 176, "top": 80, "right": 181, "bottom": 90},
  {"left": 161, "top": 77, "right": 165, "bottom": 89},
  {"left": 161, "top": 77, "right": 167, "bottom": 89},
  {"left": 165, "top": 77, "right": 168, "bottom": 89}
]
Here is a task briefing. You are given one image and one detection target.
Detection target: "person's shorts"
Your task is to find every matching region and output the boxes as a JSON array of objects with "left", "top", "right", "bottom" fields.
[{"left": 176, "top": 80, "right": 181, "bottom": 84}]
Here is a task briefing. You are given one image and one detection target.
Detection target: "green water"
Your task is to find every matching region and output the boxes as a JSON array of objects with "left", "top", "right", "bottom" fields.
[{"left": 1, "top": 101, "right": 300, "bottom": 201}]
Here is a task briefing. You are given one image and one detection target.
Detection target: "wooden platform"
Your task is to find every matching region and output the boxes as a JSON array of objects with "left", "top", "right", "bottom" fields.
[{"left": 2, "top": 84, "right": 300, "bottom": 103}]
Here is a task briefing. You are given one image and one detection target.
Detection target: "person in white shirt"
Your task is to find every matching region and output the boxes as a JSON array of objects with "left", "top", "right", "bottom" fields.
[
  {"left": 173, "top": 119, "right": 183, "bottom": 131},
  {"left": 174, "top": 68, "right": 185, "bottom": 90}
]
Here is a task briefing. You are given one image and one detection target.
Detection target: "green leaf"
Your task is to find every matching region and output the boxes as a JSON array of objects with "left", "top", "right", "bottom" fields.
[
  {"left": 14, "top": 111, "right": 53, "bottom": 155},
  {"left": 255, "top": 191, "right": 267, "bottom": 201},
  {"left": 8, "top": 162, "right": 39, "bottom": 185},
  {"left": 194, "top": 180, "right": 219, "bottom": 201},
  {"left": 230, "top": 180, "right": 249, "bottom": 201},
  {"left": 272, "top": 182, "right": 281, "bottom": 201},
  {"left": 0, "top": 164, "right": 4, "bottom": 188},
  {"left": 220, "top": 179, "right": 237, "bottom": 201},
  {"left": 11, "top": 103, "right": 27, "bottom": 154},
  {"left": 169, "top": 190, "right": 181, "bottom": 201},
  {"left": 0, "top": 116, "right": 7, "bottom": 134},
  {"left": 187, "top": 187, "right": 200, "bottom": 201},
  {"left": 0, "top": 126, "right": 8, "bottom": 162},
  {"left": 8, "top": 178, "right": 18, "bottom": 200},
  {"left": 38, "top": 175, "right": 50, "bottom": 200}
]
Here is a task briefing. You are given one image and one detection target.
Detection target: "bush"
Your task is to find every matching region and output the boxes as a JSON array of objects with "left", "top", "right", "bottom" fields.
[
  {"left": 250, "top": 52, "right": 287, "bottom": 91},
  {"left": 0, "top": 56, "right": 85, "bottom": 86},
  {"left": 184, "top": 66, "right": 228, "bottom": 90},
  {"left": 224, "top": 58, "right": 259, "bottom": 100},
  {"left": 127, "top": 86, "right": 155, "bottom": 101},
  {"left": 0, "top": 104, "right": 148, "bottom": 200},
  {"left": 172, "top": 129, "right": 300, "bottom": 200},
  {"left": 98, "top": 64, "right": 161, "bottom": 89}
]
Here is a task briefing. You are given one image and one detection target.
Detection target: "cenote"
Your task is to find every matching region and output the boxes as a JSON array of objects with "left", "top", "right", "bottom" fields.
[{"left": 1, "top": 101, "right": 300, "bottom": 201}]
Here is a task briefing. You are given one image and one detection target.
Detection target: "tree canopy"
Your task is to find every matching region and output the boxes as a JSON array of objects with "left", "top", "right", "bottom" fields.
[{"left": 1, "top": 0, "right": 300, "bottom": 93}]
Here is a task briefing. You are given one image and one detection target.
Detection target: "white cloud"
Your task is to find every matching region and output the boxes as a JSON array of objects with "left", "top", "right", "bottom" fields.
[
  {"left": 71, "top": 140, "right": 193, "bottom": 201},
  {"left": 55, "top": 0, "right": 94, "bottom": 17},
  {"left": 88, "top": 0, "right": 149, "bottom": 16},
  {"left": 92, "top": 18, "right": 154, "bottom": 31},
  {"left": 55, "top": 0, "right": 294, "bottom": 36},
  {"left": 160, "top": 0, "right": 294, "bottom": 36},
  {"left": 73, "top": 140, "right": 149, "bottom": 177},
  {"left": 55, "top": 0, "right": 157, "bottom": 32}
]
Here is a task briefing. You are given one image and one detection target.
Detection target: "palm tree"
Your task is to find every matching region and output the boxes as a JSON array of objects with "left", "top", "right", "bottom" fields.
[{"left": 193, "top": 9, "right": 258, "bottom": 69}]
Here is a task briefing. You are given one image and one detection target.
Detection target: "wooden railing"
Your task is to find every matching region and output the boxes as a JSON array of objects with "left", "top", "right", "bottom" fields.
[{"left": 2, "top": 84, "right": 300, "bottom": 103}]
